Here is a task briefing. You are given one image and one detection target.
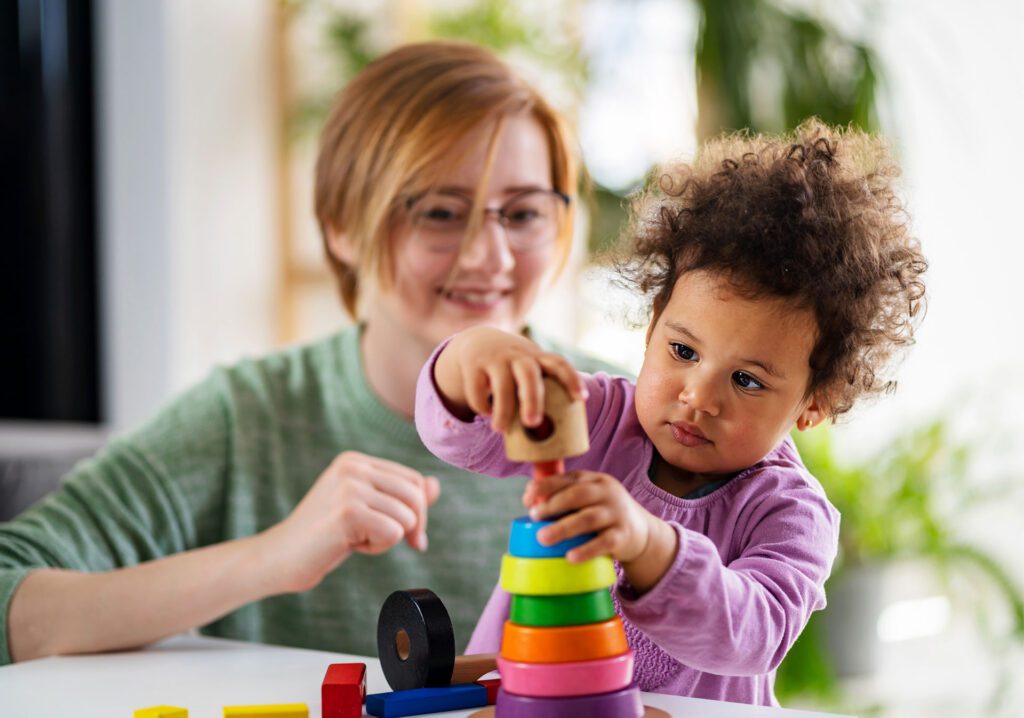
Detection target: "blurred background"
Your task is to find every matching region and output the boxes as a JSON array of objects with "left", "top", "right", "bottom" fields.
[{"left": 2, "top": 0, "right": 1022, "bottom": 715}]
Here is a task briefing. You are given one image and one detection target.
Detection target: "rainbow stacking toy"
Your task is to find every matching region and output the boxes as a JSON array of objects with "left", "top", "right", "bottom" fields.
[
  {"left": 493, "top": 376, "right": 643, "bottom": 718},
  {"left": 494, "top": 516, "right": 642, "bottom": 718}
]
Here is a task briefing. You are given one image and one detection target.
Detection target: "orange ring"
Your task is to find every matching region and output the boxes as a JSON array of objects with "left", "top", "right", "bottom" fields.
[{"left": 500, "top": 617, "right": 629, "bottom": 663}]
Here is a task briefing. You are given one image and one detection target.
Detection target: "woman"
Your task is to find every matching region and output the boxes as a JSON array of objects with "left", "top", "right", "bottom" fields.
[{"left": 0, "top": 40, "right": 618, "bottom": 664}]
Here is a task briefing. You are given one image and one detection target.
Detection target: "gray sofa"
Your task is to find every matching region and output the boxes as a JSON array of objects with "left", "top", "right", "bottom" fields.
[{"left": 0, "top": 422, "right": 108, "bottom": 521}]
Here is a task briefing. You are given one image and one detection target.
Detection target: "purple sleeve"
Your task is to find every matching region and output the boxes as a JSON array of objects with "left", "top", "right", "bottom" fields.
[
  {"left": 465, "top": 582, "right": 510, "bottom": 654},
  {"left": 414, "top": 339, "right": 629, "bottom": 477},
  {"left": 414, "top": 338, "right": 537, "bottom": 477},
  {"left": 617, "top": 480, "right": 839, "bottom": 676}
]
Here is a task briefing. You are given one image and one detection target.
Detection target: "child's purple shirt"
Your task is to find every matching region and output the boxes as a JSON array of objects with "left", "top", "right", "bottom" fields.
[{"left": 414, "top": 352, "right": 840, "bottom": 707}]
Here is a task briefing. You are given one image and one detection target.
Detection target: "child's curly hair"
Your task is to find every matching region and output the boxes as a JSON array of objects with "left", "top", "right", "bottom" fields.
[{"left": 616, "top": 119, "right": 927, "bottom": 418}]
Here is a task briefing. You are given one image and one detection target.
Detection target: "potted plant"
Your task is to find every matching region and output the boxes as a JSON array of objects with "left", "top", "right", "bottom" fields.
[{"left": 776, "top": 418, "right": 1024, "bottom": 706}]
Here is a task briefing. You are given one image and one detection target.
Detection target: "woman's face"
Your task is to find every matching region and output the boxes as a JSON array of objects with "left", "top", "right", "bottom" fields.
[{"left": 366, "top": 113, "right": 560, "bottom": 354}]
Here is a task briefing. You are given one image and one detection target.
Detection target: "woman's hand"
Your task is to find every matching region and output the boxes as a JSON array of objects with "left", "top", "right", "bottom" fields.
[
  {"left": 258, "top": 451, "right": 441, "bottom": 594},
  {"left": 526, "top": 471, "right": 678, "bottom": 594},
  {"left": 433, "top": 326, "right": 587, "bottom": 433}
]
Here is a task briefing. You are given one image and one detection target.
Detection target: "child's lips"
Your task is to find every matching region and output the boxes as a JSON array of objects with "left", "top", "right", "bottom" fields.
[{"left": 669, "top": 421, "right": 711, "bottom": 447}]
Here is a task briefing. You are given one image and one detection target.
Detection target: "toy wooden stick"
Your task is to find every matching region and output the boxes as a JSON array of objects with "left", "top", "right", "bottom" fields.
[{"left": 504, "top": 376, "right": 589, "bottom": 493}]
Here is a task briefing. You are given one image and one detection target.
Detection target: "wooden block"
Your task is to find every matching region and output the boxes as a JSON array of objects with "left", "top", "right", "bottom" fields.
[
  {"left": 134, "top": 708, "right": 188, "bottom": 718},
  {"left": 364, "top": 684, "right": 487, "bottom": 718},
  {"left": 322, "top": 663, "right": 366, "bottom": 718},
  {"left": 449, "top": 653, "right": 497, "bottom": 685},
  {"left": 475, "top": 678, "right": 501, "bottom": 705},
  {"left": 223, "top": 705, "right": 308, "bottom": 718},
  {"left": 499, "top": 554, "right": 615, "bottom": 595},
  {"left": 504, "top": 376, "right": 589, "bottom": 462}
]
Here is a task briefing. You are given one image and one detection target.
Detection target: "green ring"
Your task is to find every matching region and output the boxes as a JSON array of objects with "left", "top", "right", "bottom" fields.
[{"left": 510, "top": 589, "right": 616, "bottom": 627}]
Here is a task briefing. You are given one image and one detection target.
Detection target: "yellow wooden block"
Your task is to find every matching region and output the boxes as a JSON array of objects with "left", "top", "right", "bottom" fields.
[
  {"left": 133, "top": 707, "right": 188, "bottom": 718},
  {"left": 223, "top": 704, "right": 308, "bottom": 718},
  {"left": 500, "top": 554, "right": 616, "bottom": 595}
]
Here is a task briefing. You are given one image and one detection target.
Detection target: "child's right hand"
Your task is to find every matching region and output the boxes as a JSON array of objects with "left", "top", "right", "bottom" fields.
[{"left": 433, "top": 326, "right": 588, "bottom": 433}]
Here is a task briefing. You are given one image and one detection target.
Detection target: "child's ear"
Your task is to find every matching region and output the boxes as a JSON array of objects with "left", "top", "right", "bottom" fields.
[
  {"left": 796, "top": 394, "right": 829, "bottom": 432},
  {"left": 326, "top": 225, "right": 359, "bottom": 266}
]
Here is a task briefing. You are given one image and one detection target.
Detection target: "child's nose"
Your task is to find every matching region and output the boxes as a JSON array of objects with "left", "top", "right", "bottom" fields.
[{"left": 677, "top": 375, "right": 720, "bottom": 417}]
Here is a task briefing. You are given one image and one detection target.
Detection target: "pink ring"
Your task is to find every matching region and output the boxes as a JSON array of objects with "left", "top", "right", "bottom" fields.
[{"left": 497, "top": 652, "right": 634, "bottom": 697}]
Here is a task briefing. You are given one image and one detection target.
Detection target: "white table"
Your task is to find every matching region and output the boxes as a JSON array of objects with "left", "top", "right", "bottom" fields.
[{"left": 0, "top": 635, "right": 853, "bottom": 717}]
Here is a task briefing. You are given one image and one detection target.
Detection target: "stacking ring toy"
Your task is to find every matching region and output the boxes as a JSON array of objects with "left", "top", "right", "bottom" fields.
[
  {"left": 499, "top": 554, "right": 615, "bottom": 595},
  {"left": 501, "top": 617, "right": 628, "bottom": 663},
  {"left": 377, "top": 589, "right": 456, "bottom": 691},
  {"left": 508, "top": 516, "right": 594, "bottom": 558},
  {"left": 494, "top": 685, "right": 643, "bottom": 718},
  {"left": 510, "top": 589, "right": 615, "bottom": 627},
  {"left": 496, "top": 652, "right": 634, "bottom": 697}
]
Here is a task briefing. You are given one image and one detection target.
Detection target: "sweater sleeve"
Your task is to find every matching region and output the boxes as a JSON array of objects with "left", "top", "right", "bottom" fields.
[
  {"left": 0, "top": 370, "right": 234, "bottom": 666},
  {"left": 616, "top": 475, "right": 840, "bottom": 676},
  {"left": 414, "top": 338, "right": 633, "bottom": 480},
  {"left": 414, "top": 339, "right": 540, "bottom": 479}
]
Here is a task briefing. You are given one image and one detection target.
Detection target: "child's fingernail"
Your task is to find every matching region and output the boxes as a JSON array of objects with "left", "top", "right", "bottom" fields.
[{"left": 529, "top": 506, "right": 543, "bottom": 520}]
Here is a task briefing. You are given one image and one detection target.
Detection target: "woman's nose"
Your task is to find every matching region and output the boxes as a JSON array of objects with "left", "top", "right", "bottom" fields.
[
  {"left": 457, "top": 217, "right": 516, "bottom": 273},
  {"left": 678, "top": 374, "right": 720, "bottom": 417}
]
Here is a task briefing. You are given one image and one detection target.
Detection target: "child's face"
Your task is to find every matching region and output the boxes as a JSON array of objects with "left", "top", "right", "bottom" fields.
[{"left": 635, "top": 270, "right": 826, "bottom": 480}]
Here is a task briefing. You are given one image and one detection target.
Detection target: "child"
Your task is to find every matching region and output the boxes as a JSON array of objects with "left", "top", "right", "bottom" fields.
[{"left": 414, "top": 119, "right": 927, "bottom": 706}]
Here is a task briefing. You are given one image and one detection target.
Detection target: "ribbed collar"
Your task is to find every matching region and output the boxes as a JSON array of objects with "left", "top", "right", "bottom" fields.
[{"left": 335, "top": 324, "right": 424, "bottom": 444}]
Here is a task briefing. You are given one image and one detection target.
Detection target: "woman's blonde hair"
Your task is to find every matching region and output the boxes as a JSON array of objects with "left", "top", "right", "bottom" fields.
[{"left": 314, "top": 40, "right": 580, "bottom": 317}]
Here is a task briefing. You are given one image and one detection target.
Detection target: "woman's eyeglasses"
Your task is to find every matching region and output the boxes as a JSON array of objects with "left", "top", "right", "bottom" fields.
[{"left": 403, "top": 189, "right": 570, "bottom": 252}]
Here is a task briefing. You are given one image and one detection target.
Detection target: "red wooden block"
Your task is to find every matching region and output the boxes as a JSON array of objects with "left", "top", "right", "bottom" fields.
[
  {"left": 475, "top": 678, "right": 500, "bottom": 705},
  {"left": 322, "top": 663, "right": 366, "bottom": 718}
]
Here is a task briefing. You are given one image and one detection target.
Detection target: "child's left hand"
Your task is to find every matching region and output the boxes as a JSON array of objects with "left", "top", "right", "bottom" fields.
[{"left": 525, "top": 471, "right": 678, "bottom": 592}]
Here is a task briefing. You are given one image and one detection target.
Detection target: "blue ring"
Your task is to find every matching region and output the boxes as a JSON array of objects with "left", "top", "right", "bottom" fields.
[{"left": 508, "top": 515, "right": 594, "bottom": 558}]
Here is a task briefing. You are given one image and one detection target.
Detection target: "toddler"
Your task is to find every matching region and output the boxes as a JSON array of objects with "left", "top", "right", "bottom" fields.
[{"left": 415, "top": 120, "right": 927, "bottom": 706}]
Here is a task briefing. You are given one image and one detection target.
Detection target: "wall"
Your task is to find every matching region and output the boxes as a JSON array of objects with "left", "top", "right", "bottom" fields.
[{"left": 96, "top": 0, "right": 279, "bottom": 429}]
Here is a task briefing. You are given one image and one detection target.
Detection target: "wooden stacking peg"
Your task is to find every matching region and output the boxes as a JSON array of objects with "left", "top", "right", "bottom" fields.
[{"left": 504, "top": 376, "right": 589, "bottom": 467}]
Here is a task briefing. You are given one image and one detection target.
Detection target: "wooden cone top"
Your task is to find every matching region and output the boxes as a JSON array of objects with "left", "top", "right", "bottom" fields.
[{"left": 504, "top": 376, "right": 589, "bottom": 463}]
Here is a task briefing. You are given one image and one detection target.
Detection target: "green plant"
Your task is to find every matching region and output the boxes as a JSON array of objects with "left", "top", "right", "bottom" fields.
[
  {"left": 692, "top": 0, "right": 883, "bottom": 140},
  {"left": 287, "top": 0, "right": 587, "bottom": 139},
  {"left": 776, "top": 420, "right": 1024, "bottom": 704},
  {"left": 593, "top": 0, "right": 886, "bottom": 254}
]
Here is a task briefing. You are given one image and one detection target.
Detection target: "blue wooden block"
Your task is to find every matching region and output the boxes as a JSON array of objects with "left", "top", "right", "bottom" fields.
[
  {"left": 364, "top": 684, "right": 487, "bottom": 718},
  {"left": 508, "top": 515, "right": 594, "bottom": 558}
]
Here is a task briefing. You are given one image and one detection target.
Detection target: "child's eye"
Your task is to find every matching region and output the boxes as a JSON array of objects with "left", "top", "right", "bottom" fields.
[
  {"left": 733, "top": 371, "right": 764, "bottom": 390},
  {"left": 670, "top": 342, "right": 698, "bottom": 362}
]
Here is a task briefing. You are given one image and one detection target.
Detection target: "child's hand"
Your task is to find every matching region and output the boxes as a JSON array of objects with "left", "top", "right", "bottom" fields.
[
  {"left": 526, "top": 471, "right": 678, "bottom": 593},
  {"left": 434, "top": 326, "right": 587, "bottom": 433}
]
